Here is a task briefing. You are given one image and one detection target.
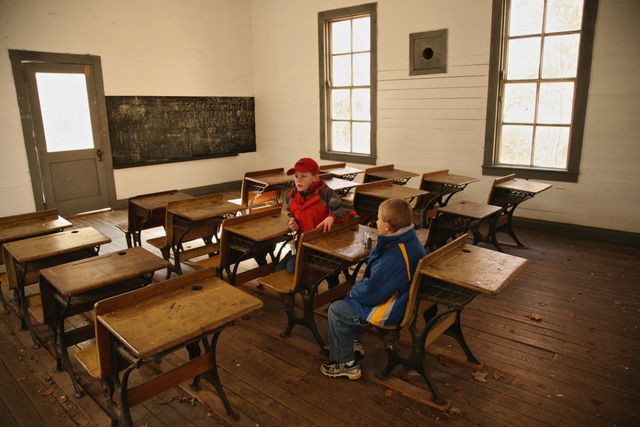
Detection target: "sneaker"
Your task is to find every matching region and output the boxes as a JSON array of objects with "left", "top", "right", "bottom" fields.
[
  {"left": 353, "top": 340, "right": 365, "bottom": 361},
  {"left": 320, "top": 360, "right": 362, "bottom": 380}
]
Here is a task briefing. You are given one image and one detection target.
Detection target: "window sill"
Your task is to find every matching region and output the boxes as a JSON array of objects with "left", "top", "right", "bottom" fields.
[
  {"left": 320, "top": 151, "right": 376, "bottom": 165},
  {"left": 482, "top": 165, "right": 579, "bottom": 183}
]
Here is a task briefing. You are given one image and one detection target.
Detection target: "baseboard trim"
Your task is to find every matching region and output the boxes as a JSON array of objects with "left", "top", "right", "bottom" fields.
[
  {"left": 513, "top": 217, "right": 640, "bottom": 247},
  {"left": 111, "top": 180, "right": 243, "bottom": 210}
]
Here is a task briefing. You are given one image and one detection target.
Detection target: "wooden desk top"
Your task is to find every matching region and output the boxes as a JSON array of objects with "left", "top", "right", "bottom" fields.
[
  {"left": 169, "top": 200, "right": 243, "bottom": 222},
  {"left": 495, "top": 178, "right": 552, "bottom": 195},
  {"left": 245, "top": 172, "right": 292, "bottom": 187},
  {"left": 130, "top": 190, "right": 193, "bottom": 211},
  {"left": 303, "top": 224, "right": 377, "bottom": 263},
  {"left": 320, "top": 165, "right": 364, "bottom": 177},
  {"left": 437, "top": 201, "right": 502, "bottom": 220},
  {"left": 41, "top": 247, "right": 169, "bottom": 297},
  {"left": 357, "top": 183, "right": 428, "bottom": 200},
  {"left": 224, "top": 211, "right": 291, "bottom": 242},
  {"left": 421, "top": 242, "right": 527, "bottom": 295},
  {"left": 98, "top": 276, "right": 263, "bottom": 358},
  {"left": 424, "top": 173, "right": 478, "bottom": 187},
  {"left": 3, "top": 227, "right": 111, "bottom": 263},
  {"left": 367, "top": 168, "right": 419, "bottom": 181},
  {"left": 0, "top": 215, "right": 72, "bottom": 244},
  {"left": 324, "top": 177, "right": 361, "bottom": 193}
]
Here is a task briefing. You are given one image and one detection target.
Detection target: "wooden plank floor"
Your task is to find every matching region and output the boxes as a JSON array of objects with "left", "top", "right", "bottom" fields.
[{"left": 1, "top": 206, "right": 638, "bottom": 426}]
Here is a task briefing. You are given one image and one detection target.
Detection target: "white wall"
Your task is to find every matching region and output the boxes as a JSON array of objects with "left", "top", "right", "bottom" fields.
[
  {"left": 251, "top": 0, "right": 640, "bottom": 233},
  {"left": 0, "top": 0, "right": 257, "bottom": 215}
]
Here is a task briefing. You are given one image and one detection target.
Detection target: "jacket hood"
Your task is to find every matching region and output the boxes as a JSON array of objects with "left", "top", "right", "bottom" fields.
[{"left": 377, "top": 224, "right": 417, "bottom": 246}]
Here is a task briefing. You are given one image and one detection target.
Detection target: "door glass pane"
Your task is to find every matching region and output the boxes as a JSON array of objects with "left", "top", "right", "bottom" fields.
[
  {"left": 534, "top": 126, "right": 569, "bottom": 168},
  {"left": 506, "top": 37, "right": 541, "bottom": 79},
  {"left": 331, "top": 20, "right": 351, "bottom": 54},
  {"left": 542, "top": 34, "right": 580, "bottom": 78},
  {"left": 35, "top": 72, "right": 94, "bottom": 153},
  {"left": 352, "top": 17, "right": 370, "bottom": 51},
  {"left": 352, "top": 89, "right": 370, "bottom": 121},
  {"left": 503, "top": 83, "right": 536, "bottom": 123},
  {"left": 332, "top": 54, "right": 352, "bottom": 86},
  {"left": 509, "top": 0, "right": 544, "bottom": 36},
  {"left": 499, "top": 125, "right": 533, "bottom": 165},
  {"left": 546, "top": 0, "right": 584, "bottom": 33},
  {"left": 331, "top": 121, "right": 350, "bottom": 151},
  {"left": 352, "top": 122, "right": 370, "bottom": 154},
  {"left": 353, "top": 52, "right": 370, "bottom": 86},
  {"left": 331, "top": 89, "right": 351, "bottom": 120},
  {"left": 537, "top": 82, "right": 574, "bottom": 124}
]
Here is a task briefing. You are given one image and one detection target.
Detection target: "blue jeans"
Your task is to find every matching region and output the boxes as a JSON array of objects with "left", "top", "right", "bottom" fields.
[
  {"left": 275, "top": 252, "right": 296, "bottom": 273},
  {"left": 328, "top": 300, "right": 367, "bottom": 363}
]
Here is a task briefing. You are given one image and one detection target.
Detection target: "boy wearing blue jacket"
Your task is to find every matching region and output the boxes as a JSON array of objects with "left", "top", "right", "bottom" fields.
[{"left": 321, "top": 198, "right": 426, "bottom": 380}]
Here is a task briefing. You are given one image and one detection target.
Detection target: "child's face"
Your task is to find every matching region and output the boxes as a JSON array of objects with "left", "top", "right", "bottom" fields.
[
  {"left": 294, "top": 171, "right": 317, "bottom": 192},
  {"left": 376, "top": 210, "right": 392, "bottom": 236}
]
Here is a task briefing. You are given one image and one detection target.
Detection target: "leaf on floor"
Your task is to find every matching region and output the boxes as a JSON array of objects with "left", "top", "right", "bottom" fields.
[
  {"left": 384, "top": 389, "right": 393, "bottom": 398},
  {"left": 472, "top": 371, "right": 488, "bottom": 383},
  {"left": 492, "top": 370, "right": 507, "bottom": 381},
  {"left": 448, "top": 406, "right": 461, "bottom": 416},
  {"left": 526, "top": 312, "right": 543, "bottom": 322}
]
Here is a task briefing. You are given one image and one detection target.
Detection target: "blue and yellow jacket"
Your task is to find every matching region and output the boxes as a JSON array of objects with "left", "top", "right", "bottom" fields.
[{"left": 346, "top": 224, "right": 426, "bottom": 327}]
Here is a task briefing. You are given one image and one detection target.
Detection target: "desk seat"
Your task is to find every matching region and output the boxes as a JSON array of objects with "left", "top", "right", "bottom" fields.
[
  {"left": 74, "top": 345, "right": 101, "bottom": 379},
  {"left": 258, "top": 269, "right": 296, "bottom": 294}
]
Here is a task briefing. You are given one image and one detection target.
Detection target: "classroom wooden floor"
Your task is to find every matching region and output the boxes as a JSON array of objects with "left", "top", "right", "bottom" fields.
[{"left": 1, "top": 207, "right": 638, "bottom": 426}]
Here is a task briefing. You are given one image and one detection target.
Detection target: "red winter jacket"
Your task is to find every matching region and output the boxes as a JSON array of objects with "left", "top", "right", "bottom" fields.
[{"left": 284, "top": 180, "right": 355, "bottom": 234}]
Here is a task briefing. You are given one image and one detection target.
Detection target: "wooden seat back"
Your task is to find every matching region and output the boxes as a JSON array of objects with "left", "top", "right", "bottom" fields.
[
  {"left": 414, "top": 170, "right": 450, "bottom": 226},
  {"left": 319, "top": 162, "right": 346, "bottom": 171},
  {"left": 0, "top": 209, "right": 61, "bottom": 266},
  {"left": 363, "top": 164, "right": 394, "bottom": 183},
  {"left": 165, "top": 193, "right": 224, "bottom": 246},
  {"left": 241, "top": 168, "right": 286, "bottom": 207},
  {"left": 127, "top": 189, "right": 180, "bottom": 232},
  {"left": 352, "top": 179, "right": 394, "bottom": 224},
  {"left": 486, "top": 174, "right": 516, "bottom": 207}
]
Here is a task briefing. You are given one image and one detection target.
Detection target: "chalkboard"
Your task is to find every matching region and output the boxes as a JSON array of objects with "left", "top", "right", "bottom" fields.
[{"left": 106, "top": 96, "right": 256, "bottom": 168}]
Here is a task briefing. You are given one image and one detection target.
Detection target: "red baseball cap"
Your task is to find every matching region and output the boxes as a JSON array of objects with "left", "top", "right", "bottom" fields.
[{"left": 287, "top": 157, "right": 320, "bottom": 175}]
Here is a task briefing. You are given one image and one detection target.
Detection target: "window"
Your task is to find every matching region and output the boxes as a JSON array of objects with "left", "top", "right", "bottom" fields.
[
  {"left": 319, "top": 3, "right": 377, "bottom": 164},
  {"left": 483, "top": 0, "right": 598, "bottom": 182}
]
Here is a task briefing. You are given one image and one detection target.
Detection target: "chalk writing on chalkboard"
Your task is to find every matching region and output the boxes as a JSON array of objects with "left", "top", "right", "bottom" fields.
[{"left": 106, "top": 96, "right": 256, "bottom": 168}]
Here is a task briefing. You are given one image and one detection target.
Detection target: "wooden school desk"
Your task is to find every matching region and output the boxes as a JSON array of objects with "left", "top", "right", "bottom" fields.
[
  {"left": 167, "top": 195, "right": 244, "bottom": 275},
  {"left": 489, "top": 175, "right": 552, "bottom": 250},
  {"left": 2, "top": 227, "right": 111, "bottom": 347},
  {"left": 415, "top": 170, "right": 479, "bottom": 228},
  {"left": 81, "top": 270, "right": 263, "bottom": 426},
  {"left": 125, "top": 190, "right": 193, "bottom": 247},
  {"left": 427, "top": 201, "right": 502, "bottom": 252},
  {"left": 0, "top": 209, "right": 72, "bottom": 313},
  {"left": 221, "top": 206, "right": 292, "bottom": 285},
  {"left": 259, "top": 217, "right": 375, "bottom": 349},
  {"left": 242, "top": 168, "right": 293, "bottom": 211},
  {"left": 363, "top": 164, "right": 419, "bottom": 185},
  {"left": 353, "top": 180, "right": 428, "bottom": 225},
  {"left": 322, "top": 175, "right": 362, "bottom": 196},
  {"left": 39, "top": 247, "right": 169, "bottom": 398},
  {"left": 375, "top": 235, "right": 527, "bottom": 406},
  {"left": 319, "top": 162, "right": 364, "bottom": 181}
]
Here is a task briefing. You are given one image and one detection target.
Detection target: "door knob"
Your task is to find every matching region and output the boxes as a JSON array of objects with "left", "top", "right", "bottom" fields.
[{"left": 96, "top": 149, "right": 103, "bottom": 161}]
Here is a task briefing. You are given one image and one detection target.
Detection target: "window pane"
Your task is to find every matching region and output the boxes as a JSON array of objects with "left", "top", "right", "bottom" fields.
[
  {"left": 537, "top": 82, "right": 574, "bottom": 124},
  {"left": 509, "top": 0, "right": 543, "bottom": 36},
  {"left": 35, "top": 73, "right": 95, "bottom": 153},
  {"left": 506, "top": 37, "right": 541, "bottom": 79},
  {"left": 499, "top": 125, "right": 533, "bottom": 165},
  {"left": 332, "top": 54, "right": 351, "bottom": 86},
  {"left": 352, "top": 89, "right": 370, "bottom": 121},
  {"left": 542, "top": 34, "right": 580, "bottom": 78},
  {"left": 534, "top": 126, "right": 569, "bottom": 168},
  {"left": 503, "top": 83, "right": 536, "bottom": 123},
  {"left": 352, "top": 17, "right": 370, "bottom": 51},
  {"left": 352, "top": 122, "right": 370, "bottom": 154},
  {"left": 331, "top": 20, "right": 351, "bottom": 54},
  {"left": 353, "top": 52, "right": 370, "bottom": 86},
  {"left": 332, "top": 121, "right": 350, "bottom": 152},
  {"left": 331, "top": 89, "right": 351, "bottom": 120},
  {"left": 546, "top": 0, "right": 584, "bottom": 33}
]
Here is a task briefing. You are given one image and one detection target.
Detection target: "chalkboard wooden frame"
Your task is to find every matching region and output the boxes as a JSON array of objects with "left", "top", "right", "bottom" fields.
[{"left": 106, "top": 96, "right": 256, "bottom": 168}]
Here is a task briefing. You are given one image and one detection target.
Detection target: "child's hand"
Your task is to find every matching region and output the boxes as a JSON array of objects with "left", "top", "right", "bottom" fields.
[
  {"left": 288, "top": 217, "right": 299, "bottom": 231},
  {"left": 316, "top": 216, "right": 335, "bottom": 232}
]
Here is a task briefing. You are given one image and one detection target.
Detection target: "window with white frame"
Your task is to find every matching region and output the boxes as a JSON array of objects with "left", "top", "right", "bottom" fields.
[
  {"left": 319, "top": 3, "right": 377, "bottom": 164},
  {"left": 483, "top": 0, "right": 598, "bottom": 182}
]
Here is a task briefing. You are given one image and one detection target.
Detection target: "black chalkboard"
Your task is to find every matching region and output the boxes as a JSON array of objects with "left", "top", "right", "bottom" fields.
[{"left": 106, "top": 96, "right": 256, "bottom": 168}]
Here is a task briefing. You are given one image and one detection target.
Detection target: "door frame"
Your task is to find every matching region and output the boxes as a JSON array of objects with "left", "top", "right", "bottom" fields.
[{"left": 9, "top": 49, "right": 117, "bottom": 212}]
